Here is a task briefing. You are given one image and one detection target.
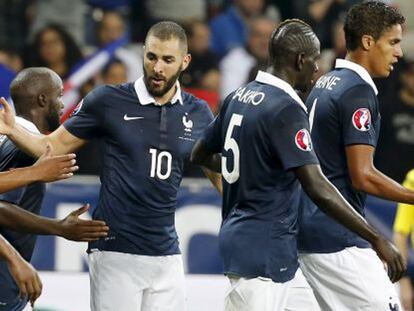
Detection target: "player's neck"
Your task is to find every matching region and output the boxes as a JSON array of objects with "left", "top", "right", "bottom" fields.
[
  {"left": 18, "top": 111, "right": 48, "bottom": 134},
  {"left": 269, "top": 68, "right": 296, "bottom": 89},
  {"left": 153, "top": 84, "right": 178, "bottom": 105},
  {"left": 345, "top": 52, "right": 373, "bottom": 77}
]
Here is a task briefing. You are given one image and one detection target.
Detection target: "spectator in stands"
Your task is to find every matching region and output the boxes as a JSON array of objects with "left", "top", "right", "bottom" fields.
[
  {"left": 375, "top": 60, "right": 414, "bottom": 183},
  {"left": 291, "top": 0, "right": 357, "bottom": 49},
  {"left": 29, "top": 0, "right": 86, "bottom": 46},
  {"left": 220, "top": 16, "right": 276, "bottom": 99},
  {"left": 26, "top": 24, "right": 83, "bottom": 79},
  {"left": 95, "top": 10, "right": 142, "bottom": 82},
  {"left": 181, "top": 19, "right": 220, "bottom": 93},
  {"left": 209, "top": 0, "right": 265, "bottom": 58},
  {"left": 393, "top": 169, "right": 414, "bottom": 311},
  {"left": 101, "top": 58, "right": 128, "bottom": 85}
]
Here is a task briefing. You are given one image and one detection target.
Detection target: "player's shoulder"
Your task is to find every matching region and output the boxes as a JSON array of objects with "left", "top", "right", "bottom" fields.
[
  {"left": 181, "top": 91, "right": 211, "bottom": 111},
  {"left": 86, "top": 83, "right": 135, "bottom": 102}
]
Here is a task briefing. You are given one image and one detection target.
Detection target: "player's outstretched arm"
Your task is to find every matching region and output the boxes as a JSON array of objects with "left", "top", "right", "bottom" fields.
[
  {"left": 0, "top": 234, "right": 42, "bottom": 307},
  {"left": 0, "top": 202, "right": 109, "bottom": 241},
  {"left": 296, "top": 164, "right": 406, "bottom": 282},
  {"left": 346, "top": 144, "right": 414, "bottom": 204},
  {"left": 0, "top": 97, "right": 86, "bottom": 157},
  {"left": 0, "top": 144, "right": 78, "bottom": 193}
]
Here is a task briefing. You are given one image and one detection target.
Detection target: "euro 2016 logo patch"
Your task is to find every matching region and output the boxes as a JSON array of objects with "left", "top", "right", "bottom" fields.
[
  {"left": 295, "top": 129, "right": 312, "bottom": 152},
  {"left": 70, "top": 99, "right": 84, "bottom": 117},
  {"left": 352, "top": 108, "right": 371, "bottom": 131}
]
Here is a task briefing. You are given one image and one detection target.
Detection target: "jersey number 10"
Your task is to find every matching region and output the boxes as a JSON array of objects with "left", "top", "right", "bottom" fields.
[
  {"left": 222, "top": 114, "right": 243, "bottom": 184},
  {"left": 149, "top": 148, "right": 172, "bottom": 180}
]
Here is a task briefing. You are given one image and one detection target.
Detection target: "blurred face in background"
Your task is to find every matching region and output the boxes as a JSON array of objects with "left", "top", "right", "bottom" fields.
[
  {"left": 98, "top": 12, "right": 125, "bottom": 46},
  {"left": 40, "top": 29, "right": 66, "bottom": 65},
  {"left": 236, "top": 0, "right": 264, "bottom": 18},
  {"left": 248, "top": 18, "right": 276, "bottom": 63},
  {"left": 188, "top": 22, "right": 210, "bottom": 55},
  {"left": 102, "top": 61, "right": 128, "bottom": 85}
]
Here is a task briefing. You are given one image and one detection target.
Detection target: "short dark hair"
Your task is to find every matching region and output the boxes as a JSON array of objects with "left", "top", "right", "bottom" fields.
[
  {"left": 268, "top": 19, "right": 317, "bottom": 68},
  {"left": 344, "top": 1, "right": 405, "bottom": 51},
  {"left": 146, "top": 21, "right": 188, "bottom": 53}
]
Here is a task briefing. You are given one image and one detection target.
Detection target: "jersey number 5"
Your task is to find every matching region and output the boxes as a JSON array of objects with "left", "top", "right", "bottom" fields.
[
  {"left": 149, "top": 148, "right": 172, "bottom": 180},
  {"left": 222, "top": 114, "right": 243, "bottom": 184}
]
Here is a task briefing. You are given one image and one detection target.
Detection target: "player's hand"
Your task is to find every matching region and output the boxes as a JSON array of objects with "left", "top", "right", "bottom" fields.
[
  {"left": 0, "top": 97, "right": 16, "bottom": 135},
  {"left": 33, "top": 143, "right": 79, "bottom": 182},
  {"left": 399, "top": 276, "right": 413, "bottom": 311},
  {"left": 373, "top": 237, "right": 406, "bottom": 283},
  {"left": 58, "top": 204, "right": 109, "bottom": 241},
  {"left": 7, "top": 254, "right": 42, "bottom": 307}
]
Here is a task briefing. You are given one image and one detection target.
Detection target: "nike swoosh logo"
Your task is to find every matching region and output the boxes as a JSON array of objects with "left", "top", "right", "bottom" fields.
[{"left": 124, "top": 114, "right": 144, "bottom": 121}]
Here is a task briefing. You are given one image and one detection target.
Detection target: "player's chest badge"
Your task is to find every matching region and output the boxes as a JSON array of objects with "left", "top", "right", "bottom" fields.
[{"left": 178, "top": 112, "right": 195, "bottom": 142}]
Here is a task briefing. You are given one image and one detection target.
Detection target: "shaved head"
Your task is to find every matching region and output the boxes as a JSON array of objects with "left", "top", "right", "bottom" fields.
[{"left": 10, "top": 67, "right": 63, "bottom": 131}]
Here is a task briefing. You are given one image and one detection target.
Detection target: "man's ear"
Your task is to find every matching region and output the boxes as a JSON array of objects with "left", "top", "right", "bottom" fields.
[
  {"left": 361, "top": 35, "right": 375, "bottom": 51},
  {"left": 181, "top": 53, "right": 192, "bottom": 71},
  {"left": 38, "top": 94, "right": 47, "bottom": 108},
  {"left": 296, "top": 52, "right": 306, "bottom": 71}
]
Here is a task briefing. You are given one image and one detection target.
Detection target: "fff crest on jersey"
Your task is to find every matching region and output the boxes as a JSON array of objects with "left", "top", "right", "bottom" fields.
[
  {"left": 352, "top": 108, "right": 371, "bottom": 131},
  {"left": 71, "top": 99, "right": 84, "bottom": 117},
  {"left": 295, "top": 129, "right": 312, "bottom": 152}
]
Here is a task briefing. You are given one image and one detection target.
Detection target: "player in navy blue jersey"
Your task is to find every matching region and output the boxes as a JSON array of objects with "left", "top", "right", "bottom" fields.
[
  {"left": 296, "top": 2, "right": 410, "bottom": 310},
  {"left": 0, "top": 22, "right": 220, "bottom": 311},
  {"left": 0, "top": 67, "right": 110, "bottom": 311},
  {"left": 191, "top": 18, "right": 405, "bottom": 311}
]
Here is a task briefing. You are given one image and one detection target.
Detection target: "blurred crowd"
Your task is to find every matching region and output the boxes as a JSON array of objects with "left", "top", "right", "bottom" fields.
[{"left": 0, "top": 0, "right": 413, "bottom": 179}]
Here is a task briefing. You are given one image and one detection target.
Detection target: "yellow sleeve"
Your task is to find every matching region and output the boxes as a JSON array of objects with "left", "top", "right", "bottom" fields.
[{"left": 393, "top": 169, "right": 414, "bottom": 235}]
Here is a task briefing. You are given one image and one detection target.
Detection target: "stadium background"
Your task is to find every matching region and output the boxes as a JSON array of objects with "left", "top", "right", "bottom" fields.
[{"left": 0, "top": 0, "right": 414, "bottom": 310}]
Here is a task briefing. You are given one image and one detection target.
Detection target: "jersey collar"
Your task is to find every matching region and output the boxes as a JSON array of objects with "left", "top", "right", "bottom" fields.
[
  {"left": 255, "top": 70, "right": 307, "bottom": 112},
  {"left": 134, "top": 76, "right": 184, "bottom": 106},
  {"left": 335, "top": 59, "right": 378, "bottom": 95},
  {"left": 16, "top": 116, "right": 40, "bottom": 134}
]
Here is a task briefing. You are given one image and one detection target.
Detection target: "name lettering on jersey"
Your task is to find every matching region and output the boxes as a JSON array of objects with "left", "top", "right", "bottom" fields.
[
  {"left": 232, "top": 87, "right": 265, "bottom": 105},
  {"left": 315, "top": 75, "right": 341, "bottom": 90}
]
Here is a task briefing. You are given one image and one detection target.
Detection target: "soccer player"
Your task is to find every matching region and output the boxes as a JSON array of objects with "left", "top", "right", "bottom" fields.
[
  {"left": 0, "top": 22, "right": 219, "bottom": 311},
  {"left": 0, "top": 67, "right": 110, "bottom": 311},
  {"left": 191, "top": 19, "right": 404, "bottom": 311},
  {"left": 297, "top": 2, "right": 408, "bottom": 310}
]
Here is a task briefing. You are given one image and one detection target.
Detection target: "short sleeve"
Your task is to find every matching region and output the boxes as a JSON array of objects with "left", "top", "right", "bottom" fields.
[
  {"left": 63, "top": 86, "right": 106, "bottom": 140},
  {"left": 269, "top": 103, "right": 319, "bottom": 171},
  {"left": 339, "top": 84, "right": 379, "bottom": 147},
  {"left": 393, "top": 169, "right": 414, "bottom": 235},
  {"left": 202, "top": 93, "right": 232, "bottom": 153}
]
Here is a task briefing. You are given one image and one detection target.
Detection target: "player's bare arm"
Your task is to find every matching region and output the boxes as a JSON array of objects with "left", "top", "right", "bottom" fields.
[
  {"left": 346, "top": 144, "right": 414, "bottom": 204},
  {"left": 0, "top": 143, "right": 78, "bottom": 193},
  {"left": 0, "top": 97, "right": 86, "bottom": 157},
  {"left": 0, "top": 202, "right": 109, "bottom": 241},
  {"left": 190, "top": 139, "right": 221, "bottom": 173},
  {"left": 296, "top": 163, "right": 406, "bottom": 282},
  {"left": 0, "top": 234, "right": 42, "bottom": 307}
]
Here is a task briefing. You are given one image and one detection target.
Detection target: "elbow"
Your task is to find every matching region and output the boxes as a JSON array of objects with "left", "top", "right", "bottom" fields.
[{"left": 350, "top": 173, "right": 370, "bottom": 192}]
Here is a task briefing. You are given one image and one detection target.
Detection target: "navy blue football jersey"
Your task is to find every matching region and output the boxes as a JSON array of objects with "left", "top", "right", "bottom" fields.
[
  {"left": 298, "top": 59, "right": 380, "bottom": 253},
  {"left": 64, "top": 78, "right": 214, "bottom": 256},
  {"left": 0, "top": 117, "right": 45, "bottom": 310},
  {"left": 202, "top": 71, "right": 319, "bottom": 283}
]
